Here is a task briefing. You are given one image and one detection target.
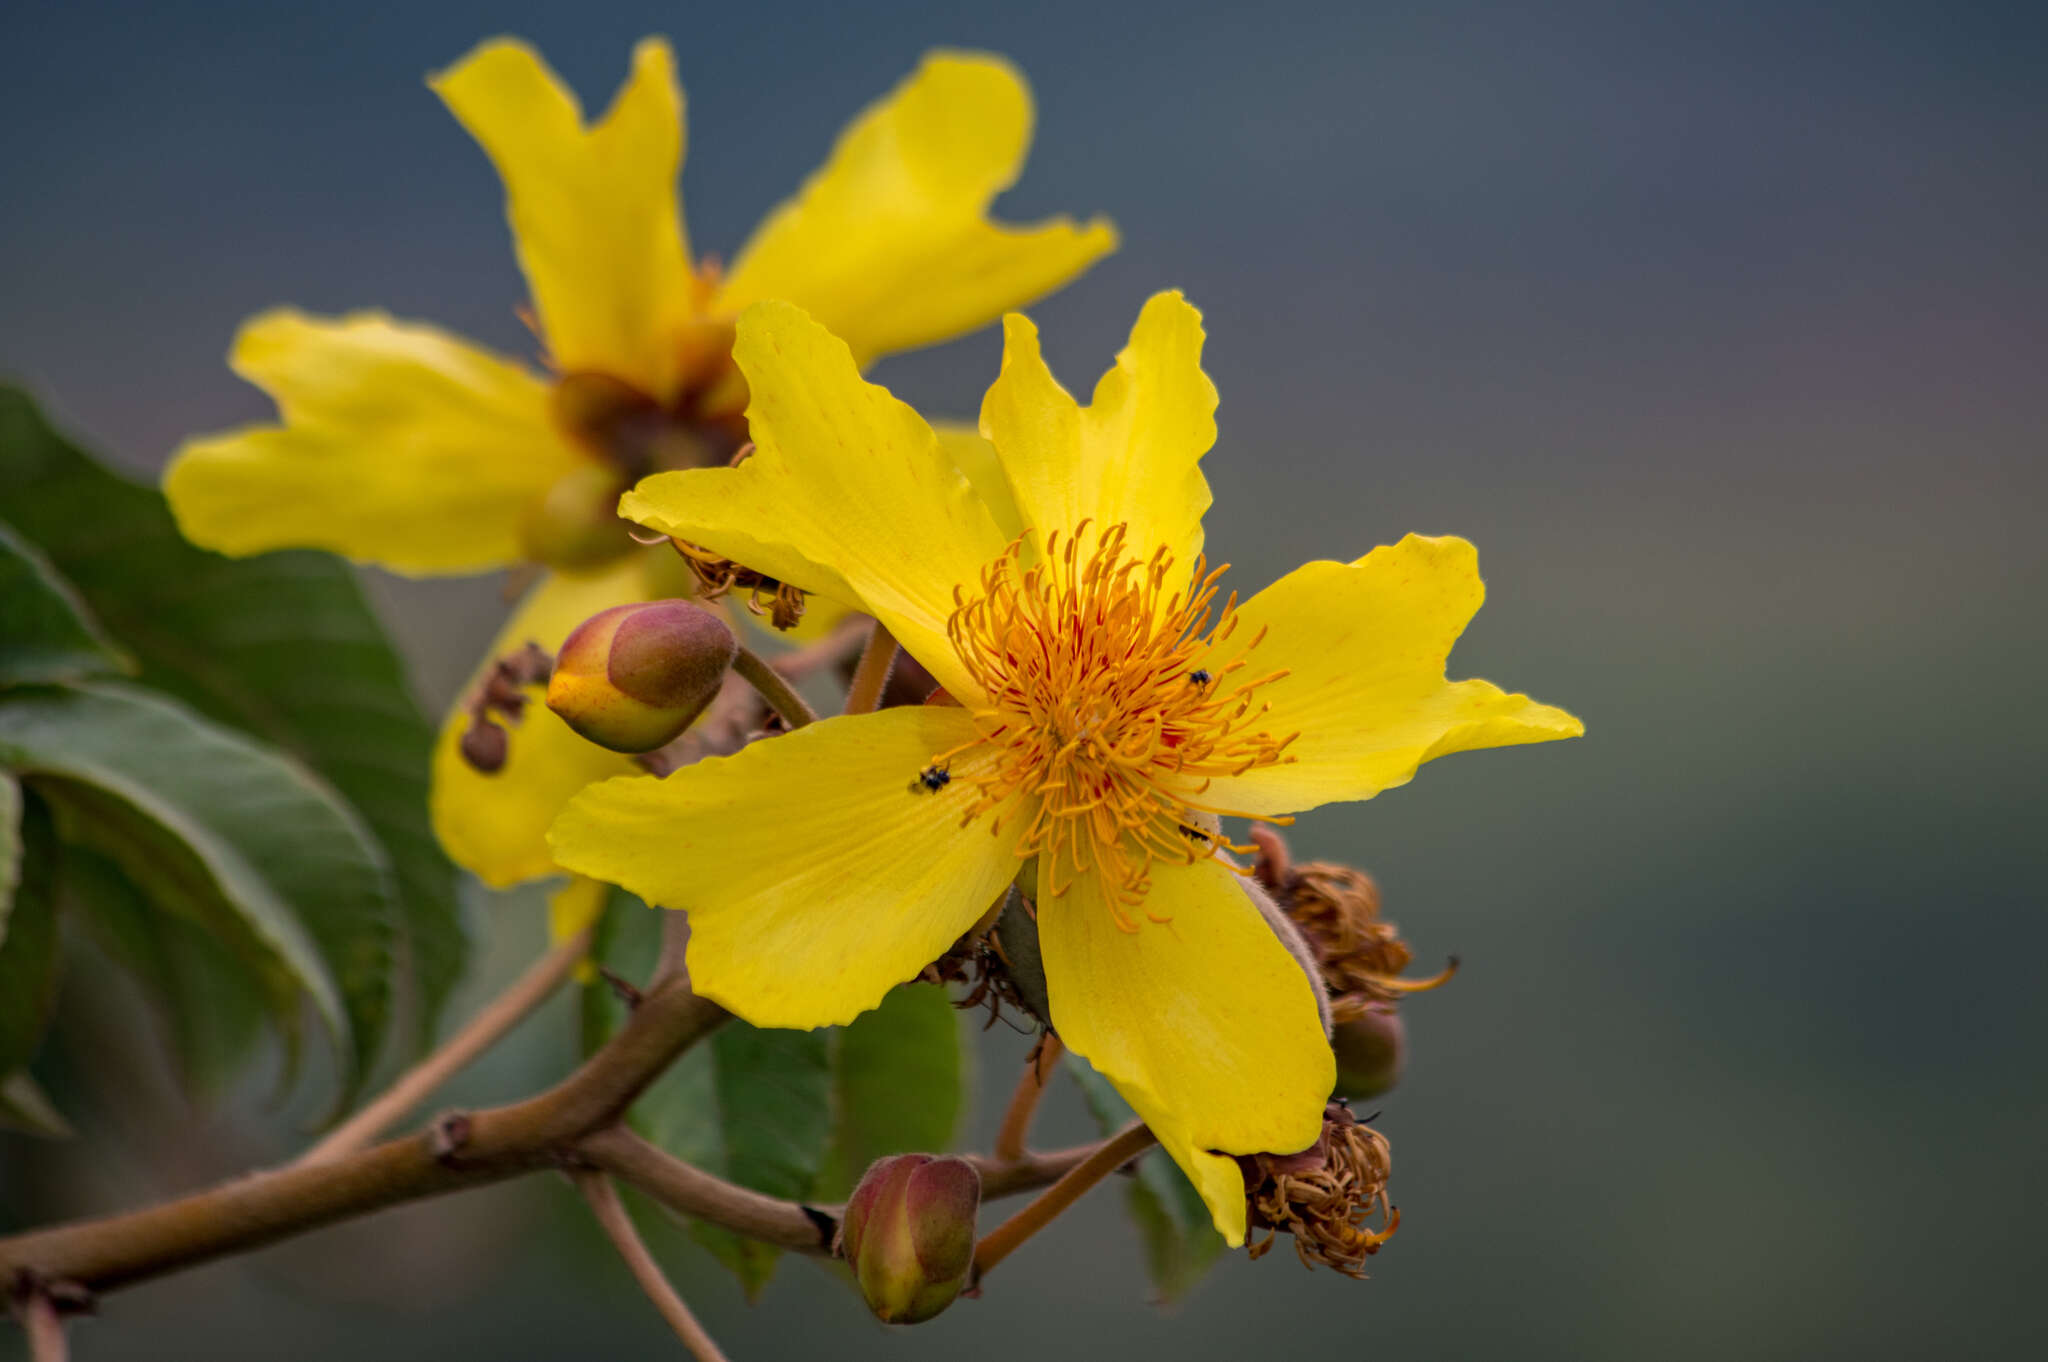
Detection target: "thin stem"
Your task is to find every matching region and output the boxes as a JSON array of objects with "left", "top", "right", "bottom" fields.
[
  {"left": 582, "top": 1125, "right": 1113, "bottom": 1256},
  {"left": 972, "top": 1124, "right": 1157, "bottom": 1282},
  {"left": 19, "top": 1290, "right": 66, "bottom": 1362},
  {"left": 842, "top": 620, "right": 899, "bottom": 715},
  {"left": 732, "top": 647, "right": 818, "bottom": 729},
  {"left": 297, "top": 928, "right": 593, "bottom": 1168},
  {"left": 573, "top": 1170, "right": 732, "bottom": 1362},
  {"left": 992, "top": 1035, "right": 1065, "bottom": 1162},
  {"left": 580, "top": 1126, "right": 833, "bottom": 1253}
]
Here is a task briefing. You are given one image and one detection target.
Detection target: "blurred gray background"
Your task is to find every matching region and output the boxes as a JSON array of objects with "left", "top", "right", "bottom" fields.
[{"left": 4, "top": 0, "right": 2044, "bottom": 1358}]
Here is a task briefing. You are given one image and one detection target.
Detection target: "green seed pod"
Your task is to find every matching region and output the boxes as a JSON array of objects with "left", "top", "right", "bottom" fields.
[
  {"left": 545, "top": 600, "right": 736, "bottom": 753},
  {"left": 518, "top": 462, "right": 636, "bottom": 571},
  {"left": 1332, "top": 1003, "right": 1406, "bottom": 1101},
  {"left": 839, "top": 1154, "right": 980, "bottom": 1325}
]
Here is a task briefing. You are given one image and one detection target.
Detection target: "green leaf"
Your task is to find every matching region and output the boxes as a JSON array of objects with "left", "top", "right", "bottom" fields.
[
  {"left": 0, "top": 387, "right": 465, "bottom": 1042},
  {"left": 62, "top": 843, "right": 271, "bottom": 1090},
  {"left": 581, "top": 890, "right": 833, "bottom": 1297},
  {"left": 0, "top": 1070, "right": 72, "bottom": 1138},
  {"left": 1066, "top": 1057, "right": 1227, "bottom": 1302},
  {"left": 0, "top": 790, "right": 62, "bottom": 1074},
  {"left": 0, "top": 682, "right": 396, "bottom": 1101},
  {"left": 0, "top": 521, "right": 129, "bottom": 687},
  {"left": 818, "top": 982, "right": 963, "bottom": 1198},
  {"left": 671, "top": 1027, "right": 832, "bottom": 1298}
]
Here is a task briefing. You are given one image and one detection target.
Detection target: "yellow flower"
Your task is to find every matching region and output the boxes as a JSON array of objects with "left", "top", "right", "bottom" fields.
[
  {"left": 548, "top": 292, "right": 1583, "bottom": 1241},
  {"left": 159, "top": 38, "right": 1117, "bottom": 911}
]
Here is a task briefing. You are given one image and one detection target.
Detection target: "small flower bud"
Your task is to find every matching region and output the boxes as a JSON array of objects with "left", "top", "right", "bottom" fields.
[
  {"left": 1331, "top": 1003, "right": 1406, "bottom": 1100},
  {"left": 545, "top": 600, "right": 736, "bottom": 753},
  {"left": 519, "top": 462, "right": 636, "bottom": 571},
  {"left": 839, "top": 1154, "right": 980, "bottom": 1324}
]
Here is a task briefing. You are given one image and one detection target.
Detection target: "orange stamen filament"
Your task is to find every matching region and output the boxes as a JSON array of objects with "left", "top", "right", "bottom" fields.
[{"left": 933, "top": 522, "right": 1296, "bottom": 927}]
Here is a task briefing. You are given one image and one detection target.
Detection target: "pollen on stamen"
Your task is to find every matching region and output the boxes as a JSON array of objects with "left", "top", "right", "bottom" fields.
[{"left": 926, "top": 522, "right": 1298, "bottom": 916}]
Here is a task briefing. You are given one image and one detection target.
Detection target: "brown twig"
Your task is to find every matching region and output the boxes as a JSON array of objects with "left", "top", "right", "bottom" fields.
[
  {"left": 731, "top": 646, "right": 818, "bottom": 729},
  {"left": 992, "top": 1034, "right": 1064, "bottom": 1161},
  {"left": 16, "top": 1287, "right": 66, "bottom": 1362},
  {"left": 297, "top": 928, "right": 594, "bottom": 1167},
  {"left": 972, "top": 1124, "right": 1158, "bottom": 1282},
  {"left": 572, "top": 1170, "right": 732, "bottom": 1362},
  {"left": 0, "top": 980, "right": 727, "bottom": 1299},
  {"left": 842, "top": 619, "right": 899, "bottom": 716}
]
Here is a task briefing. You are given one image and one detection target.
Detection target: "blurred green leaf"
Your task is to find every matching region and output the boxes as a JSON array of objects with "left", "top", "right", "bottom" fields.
[
  {"left": 583, "top": 890, "right": 832, "bottom": 1298},
  {"left": 0, "top": 1070, "right": 71, "bottom": 1138},
  {"left": 62, "top": 841, "right": 272, "bottom": 1089},
  {"left": 1067, "top": 1057, "right": 1226, "bottom": 1302},
  {"left": 0, "top": 682, "right": 396, "bottom": 1102},
  {"left": 0, "top": 790, "right": 62, "bottom": 1075},
  {"left": 0, "top": 521, "right": 130, "bottom": 687},
  {"left": 818, "top": 982, "right": 963, "bottom": 1198},
  {"left": 0, "top": 386, "right": 465, "bottom": 1042}
]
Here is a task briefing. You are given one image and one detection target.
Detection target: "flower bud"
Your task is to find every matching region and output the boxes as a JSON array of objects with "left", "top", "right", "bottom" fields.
[
  {"left": 1331, "top": 1003, "right": 1406, "bottom": 1101},
  {"left": 839, "top": 1154, "right": 980, "bottom": 1324},
  {"left": 545, "top": 600, "right": 736, "bottom": 753},
  {"left": 519, "top": 462, "right": 636, "bottom": 570}
]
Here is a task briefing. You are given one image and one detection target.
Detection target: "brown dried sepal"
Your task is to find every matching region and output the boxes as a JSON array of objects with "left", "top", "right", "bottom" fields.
[
  {"left": 1241, "top": 1101, "right": 1398, "bottom": 1278},
  {"left": 1249, "top": 827, "right": 1457, "bottom": 1024},
  {"left": 664, "top": 538, "right": 808, "bottom": 632}
]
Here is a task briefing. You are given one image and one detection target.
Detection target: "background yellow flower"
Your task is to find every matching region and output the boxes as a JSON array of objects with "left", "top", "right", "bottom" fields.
[{"left": 158, "top": 37, "right": 1117, "bottom": 902}]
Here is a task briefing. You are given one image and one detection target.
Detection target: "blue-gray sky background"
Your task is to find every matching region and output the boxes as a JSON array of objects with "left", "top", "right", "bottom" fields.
[{"left": 4, "top": 1, "right": 2044, "bottom": 1358}]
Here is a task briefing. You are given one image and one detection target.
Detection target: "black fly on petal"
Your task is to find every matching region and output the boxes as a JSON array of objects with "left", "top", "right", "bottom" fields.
[{"left": 910, "top": 764, "right": 952, "bottom": 794}]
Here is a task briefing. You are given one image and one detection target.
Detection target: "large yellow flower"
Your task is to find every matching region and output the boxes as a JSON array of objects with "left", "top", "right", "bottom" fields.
[
  {"left": 548, "top": 292, "right": 1583, "bottom": 1241},
  {"left": 160, "top": 38, "right": 1116, "bottom": 919}
]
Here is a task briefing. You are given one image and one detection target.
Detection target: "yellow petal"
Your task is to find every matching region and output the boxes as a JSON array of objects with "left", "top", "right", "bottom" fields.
[
  {"left": 430, "top": 558, "right": 654, "bottom": 887},
  {"left": 550, "top": 706, "right": 1021, "bottom": 1028},
  {"left": 979, "top": 292, "right": 1216, "bottom": 574},
  {"left": 619, "top": 302, "right": 1009, "bottom": 702},
  {"left": 1037, "top": 855, "right": 1333, "bottom": 1245},
  {"left": 431, "top": 37, "right": 696, "bottom": 399},
  {"left": 715, "top": 51, "right": 1116, "bottom": 367},
  {"left": 164, "top": 310, "right": 580, "bottom": 575},
  {"left": 1201, "top": 534, "right": 1584, "bottom": 817}
]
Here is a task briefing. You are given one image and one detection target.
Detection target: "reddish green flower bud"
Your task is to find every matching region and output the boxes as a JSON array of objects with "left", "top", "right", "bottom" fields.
[
  {"left": 839, "top": 1154, "right": 980, "bottom": 1325},
  {"left": 519, "top": 462, "right": 636, "bottom": 571},
  {"left": 1332, "top": 1003, "right": 1406, "bottom": 1101},
  {"left": 545, "top": 600, "right": 736, "bottom": 753}
]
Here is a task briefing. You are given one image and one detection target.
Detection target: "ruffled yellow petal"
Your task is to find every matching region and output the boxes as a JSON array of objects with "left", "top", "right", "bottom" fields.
[
  {"left": 550, "top": 706, "right": 1022, "bottom": 1028},
  {"left": 619, "top": 302, "right": 1009, "bottom": 702},
  {"left": 164, "top": 310, "right": 580, "bottom": 575},
  {"left": 979, "top": 291, "right": 1215, "bottom": 574},
  {"left": 431, "top": 37, "right": 696, "bottom": 399},
  {"left": 1201, "top": 534, "right": 1584, "bottom": 817},
  {"left": 430, "top": 557, "right": 654, "bottom": 887},
  {"left": 1037, "top": 855, "right": 1333, "bottom": 1245},
  {"left": 714, "top": 51, "right": 1116, "bottom": 367}
]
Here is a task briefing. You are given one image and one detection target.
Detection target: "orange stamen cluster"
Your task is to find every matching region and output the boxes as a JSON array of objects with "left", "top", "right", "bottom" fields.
[{"left": 936, "top": 522, "right": 1296, "bottom": 927}]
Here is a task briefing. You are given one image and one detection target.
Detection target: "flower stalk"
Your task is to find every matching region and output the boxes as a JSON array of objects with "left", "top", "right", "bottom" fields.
[{"left": 971, "top": 1122, "right": 1158, "bottom": 1283}]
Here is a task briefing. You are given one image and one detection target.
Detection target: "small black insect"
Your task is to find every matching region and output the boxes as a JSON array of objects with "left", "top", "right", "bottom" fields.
[
  {"left": 1188, "top": 668, "right": 1212, "bottom": 688},
  {"left": 910, "top": 764, "right": 952, "bottom": 794}
]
